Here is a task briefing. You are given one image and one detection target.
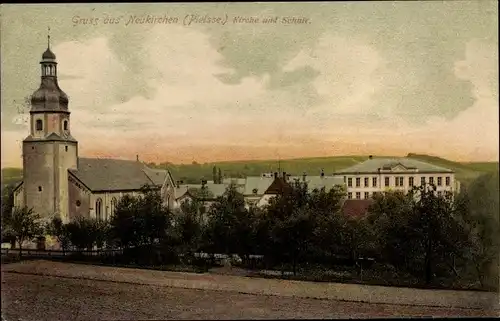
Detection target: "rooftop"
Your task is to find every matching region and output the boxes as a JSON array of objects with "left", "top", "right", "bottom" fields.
[
  {"left": 334, "top": 157, "right": 454, "bottom": 174},
  {"left": 69, "top": 158, "right": 170, "bottom": 192}
]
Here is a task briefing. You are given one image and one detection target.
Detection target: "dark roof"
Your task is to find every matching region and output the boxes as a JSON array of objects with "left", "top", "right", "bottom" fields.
[
  {"left": 264, "top": 177, "right": 292, "bottom": 195},
  {"left": 69, "top": 158, "right": 170, "bottom": 192},
  {"left": 42, "top": 48, "right": 56, "bottom": 60},
  {"left": 342, "top": 199, "right": 373, "bottom": 218},
  {"left": 23, "top": 132, "right": 77, "bottom": 143},
  {"left": 11, "top": 180, "right": 23, "bottom": 192},
  {"left": 30, "top": 78, "right": 69, "bottom": 112}
]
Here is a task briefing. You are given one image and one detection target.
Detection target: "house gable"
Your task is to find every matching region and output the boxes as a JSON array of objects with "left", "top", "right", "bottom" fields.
[{"left": 264, "top": 177, "right": 292, "bottom": 195}]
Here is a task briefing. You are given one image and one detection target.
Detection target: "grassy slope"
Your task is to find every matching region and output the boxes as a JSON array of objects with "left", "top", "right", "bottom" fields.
[
  {"left": 2, "top": 154, "right": 498, "bottom": 186},
  {"left": 1, "top": 168, "right": 23, "bottom": 188}
]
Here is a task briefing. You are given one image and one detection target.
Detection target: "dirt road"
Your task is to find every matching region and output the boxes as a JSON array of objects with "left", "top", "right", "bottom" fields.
[{"left": 1, "top": 272, "right": 496, "bottom": 320}]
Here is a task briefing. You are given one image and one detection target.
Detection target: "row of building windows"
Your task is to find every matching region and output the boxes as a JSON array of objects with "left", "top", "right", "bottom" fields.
[
  {"left": 35, "top": 119, "right": 69, "bottom": 131},
  {"left": 346, "top": 176, "right": 451, "bottom": 188},
  {"left": 95, "top": 197, "right": 118, "bottom": 221},
  {"left": 347, "top": 190, "right": 450, "bottom": 200}
]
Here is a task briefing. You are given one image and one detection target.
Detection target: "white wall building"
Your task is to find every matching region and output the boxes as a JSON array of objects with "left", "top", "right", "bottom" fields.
[{"left": 333, "top": 156, "right": 460, "bottom": 200}]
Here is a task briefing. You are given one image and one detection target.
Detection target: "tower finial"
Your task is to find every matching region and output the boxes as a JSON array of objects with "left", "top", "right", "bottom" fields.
[{"left": 47, "top": 26, "right": 51, "bottom": 49}]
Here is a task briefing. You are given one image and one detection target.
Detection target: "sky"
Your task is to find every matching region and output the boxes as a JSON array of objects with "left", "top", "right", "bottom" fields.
[{"left": 1, "top": 2, "right": 498, "bottom": 167}]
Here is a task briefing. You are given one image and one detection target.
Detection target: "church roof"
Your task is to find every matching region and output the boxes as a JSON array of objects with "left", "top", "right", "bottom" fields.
[
  {"left": 42, "top": 48, "right": 56, "bottom": 60},
  {"left": 30, "top": 78, "right": 69, "bottom": 112},
  {"left": 24, "top": 132, "right": 77, "bottom": 143},
  {"left": 69, "top": 158, "right": 170, "bottom": 192}
]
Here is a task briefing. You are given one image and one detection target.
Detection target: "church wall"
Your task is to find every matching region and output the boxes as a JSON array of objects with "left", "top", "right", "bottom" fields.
[
  {"left": 22, "top": 141, "right": 56, "bottom": 219},
  {"left": 56, "top": 141, "right": 78, "bottom": 222},
  {"left": 46, "top": 113, "right": 69, "bottom": 133},
  {"left": 68, "top": 175, "right": 91, "bottom": 222},
  {"left": 13, "top": 184, "right": 24, "bottom": 208},
  {"left": 31, "top": 114, "right": 48, "bottom": 139},
  {"left": 89, "top": 191, "right": 141, "bottom": 221}
]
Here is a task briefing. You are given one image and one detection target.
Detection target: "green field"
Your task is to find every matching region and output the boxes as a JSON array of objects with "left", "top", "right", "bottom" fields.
[{"left": 2, "top": 154, "right": 498, "bottom": 187}]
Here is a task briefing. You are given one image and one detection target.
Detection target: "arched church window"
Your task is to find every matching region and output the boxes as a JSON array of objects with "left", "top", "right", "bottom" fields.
[
  {"left": 45, "top": 66, "right": 50, "bottom": 75},
  {"left": 63, "top": 120, "right": 68, "bottom": 131},
  {"left": 51, "top": 65, "right": 55, "bottom": 76},
  {"left": 110, "top": 197, "right": 117, "bottom": 217},
  {"left": 36, "top": 119, "right": 43, "bottom": 131},
  {"left": 96, "top": 198, "right": 103, "bottom": 221}
]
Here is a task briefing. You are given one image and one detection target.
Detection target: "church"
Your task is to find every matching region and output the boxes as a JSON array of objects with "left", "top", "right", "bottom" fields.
[{"left": 12, "top": 41, "right": 177, "bottom": 224}]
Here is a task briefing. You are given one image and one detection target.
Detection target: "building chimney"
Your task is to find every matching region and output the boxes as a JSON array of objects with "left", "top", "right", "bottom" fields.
[
  {"left": 302, "top": 172, "right": 307, "bottom": 182},
  {"left": 320, "top": 169, "right": 325, "bottom": 177},
  {"left": 136, "top": 154, "right": 139, "bottom": 162},
  {"left": 369, "top": 155, "right": 373, "bottom": 160}
]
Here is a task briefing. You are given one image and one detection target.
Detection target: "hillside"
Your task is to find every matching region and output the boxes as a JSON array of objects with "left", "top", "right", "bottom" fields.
[
  {"left": 2, "top": 154, "right": 498, "bottom": 186},
  {"left": 1, "top": 168, "right": 23, "bottom": 188}
]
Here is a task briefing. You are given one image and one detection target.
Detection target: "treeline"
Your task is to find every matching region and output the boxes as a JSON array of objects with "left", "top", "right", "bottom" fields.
[{"left": 2, "top": 174, "right": 499, "bottom": 291}]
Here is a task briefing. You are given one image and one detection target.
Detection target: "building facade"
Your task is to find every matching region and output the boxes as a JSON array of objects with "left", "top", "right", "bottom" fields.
[{"left": 333, "top": 156, "right": 460, "bottom": 200}]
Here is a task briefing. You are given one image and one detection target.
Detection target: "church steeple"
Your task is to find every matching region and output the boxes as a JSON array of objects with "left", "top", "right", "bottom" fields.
[
  {"left": 30, "top": 29, "right": 69, "bottom": 113},
  {"left": 41, "top": 27, "right": 57, "bottom": 76},
  {"left": 22, "top": 34, "right": 78, "bottom": 223}
]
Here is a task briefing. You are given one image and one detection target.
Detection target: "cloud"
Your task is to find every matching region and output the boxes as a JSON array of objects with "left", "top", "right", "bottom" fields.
[
  {"left": 284, "top": 35, "right": 387, "bottom": 116},
  {"left": 54, "top": 25, "right": 274, "bottom": 158},
  {"left": 414, "top": 40, "right": 499, "bottom": 161},
  {"left": 278, "top": 36, "right": 498, "bottom": 161}
]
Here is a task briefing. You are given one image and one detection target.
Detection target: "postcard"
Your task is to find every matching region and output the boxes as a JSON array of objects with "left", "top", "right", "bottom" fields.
[{"left": 1, "top": 2, "right": 498, "bottom": 320}]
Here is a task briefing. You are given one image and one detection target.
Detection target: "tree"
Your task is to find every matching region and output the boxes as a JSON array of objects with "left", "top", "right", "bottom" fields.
[
  {"left": 218, "top": 168, "right": 223, "bottom": 184},
  {"left": 6, "top": 206, "right": 44, "bottom": 255},
  {"left": 366, "top": 191, "right": 414, "bottom": 269},
  {"left": 46, "top": 217, "right": 71, "bottom": 254},
  {"left": 264, "top": 180, "right": 313, "bottom": 275},
  {"left": 108, "top": 194, "right": 138, "bottom": 249},
  {"left": 174, "top": 198, "right": 204, "bottom": 262},
  {"left": 66, "top": 217, "right": 98, "bottom": 251},
  {"left": 92, "top": 219, "right": 111, "bottom": 250},
  {"left": 308, "top": 185, "right": 347, "bottom": 261},
  {"left": 458, "top": 172, "right": 500, "bottom": 289},
  {"left": 136, "top": 186, "right": 172, "bottom": 246},
  {"left": 109, "top": 186, "right": 172, "bottom": 250},
  {"left": 212, "top": 166, "right": 217, "bottom": 183},
  {"left": 204, "top": 184, "right": 250, "bottom": 258},
  {"left": 1, "top": 184, "right": 16, "bottom": 246}
]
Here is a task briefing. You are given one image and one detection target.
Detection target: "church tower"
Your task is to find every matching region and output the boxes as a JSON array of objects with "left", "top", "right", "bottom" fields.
[{"left": 22, "top": 34, "right": 78, "bottom": 223}]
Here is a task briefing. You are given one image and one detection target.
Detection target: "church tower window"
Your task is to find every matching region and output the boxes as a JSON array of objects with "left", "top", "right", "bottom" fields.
[
  {"left": 36, "top": 119, "right": 43, "bottom": 131},
  {"left": 63, "top": 120, "right": 68, "bottom": 131}
]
